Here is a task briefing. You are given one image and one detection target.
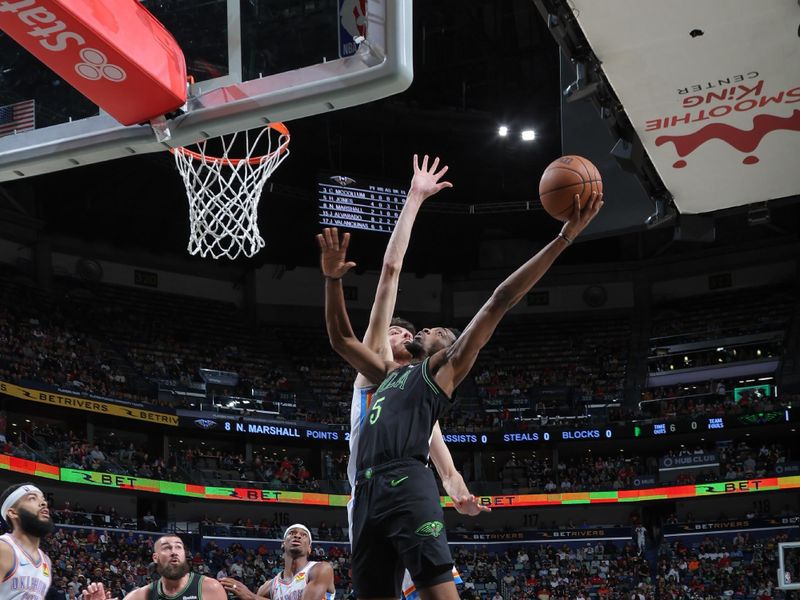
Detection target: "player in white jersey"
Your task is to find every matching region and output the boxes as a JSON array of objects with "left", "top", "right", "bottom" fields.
[
  {"left": 0, "top": 483, "right": 54, "bottom": 600},
  {"left": 221, "top": 524, "right": 334, "bottom": 600}
]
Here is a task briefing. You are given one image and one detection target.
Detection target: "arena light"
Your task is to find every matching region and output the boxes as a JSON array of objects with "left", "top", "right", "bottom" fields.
[
  {"left": 498, "top": 125, "right": 509, "bottom": 137},
  {"left": 521, "top": 129, "right": 536, "bottom": 141}
]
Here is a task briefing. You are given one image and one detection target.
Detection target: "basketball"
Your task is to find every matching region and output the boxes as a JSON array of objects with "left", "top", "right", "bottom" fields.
[{"left": 538, "top": 155, "right": 603, "bottom": 222}]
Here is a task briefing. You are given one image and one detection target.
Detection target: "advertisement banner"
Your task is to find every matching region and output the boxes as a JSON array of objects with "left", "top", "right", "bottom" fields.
[
  {"left": 666, "top": 515, "right": 800, "bottom": 534},
  {"left": 659, "top": 452, "right": 719, "bottom": 471},
  {"left": 0, "top": 380, "right": 177, "bottom": 426},
  {"left": 631, "top": 475, "right": 657, "bottom": 488},
  {"left": 60, "top": 468, "right": 349, "bottom": 507},
  {"left": 448, "top": 527, "right": 631, "bottom": 543},
  {"left": 3, "top": 454, "right": 799, "bottom": 509},
  {"left": 571, "top": 0, "right": 800, "bottom": 213}
]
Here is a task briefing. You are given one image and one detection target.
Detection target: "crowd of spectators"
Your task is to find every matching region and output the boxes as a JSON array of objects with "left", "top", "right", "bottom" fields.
[
  {"left": 1, "top": 419, "right": 323, "bottom": 492},
  {"left": 449, "top": 532, "right": 797, "bottom": 600},
  {"left": 37, "top": 522, "right": 797, "bottom": 600},
  {"left": 0, "top": 288, "right": 145, "bottom": 403},
  {"left": 655, "top": 532, "right": 794, "bottom": 600},
  {"left": 495, "top": 441, "right": 790, "bottom": 494},
  {"left": 638, "top": 381, "right": 791, "bottom": 421},
  {"left": 0, "top": 269, "right": 797, "bottom": 438},
  {"left": 650, "top": 285, "right": 795, "bottom": 344},
  {"left": 42, "top": 527, "right": 159, "bottom": 600},
  {"left": 648, "top": 343, "right": 781, "bottom": 374},
  {"left": 718, "top": 443, "right": 787, "bottom": 482},
  {"left": 174, "top": 447, "right": 320, "bottom": 491}
]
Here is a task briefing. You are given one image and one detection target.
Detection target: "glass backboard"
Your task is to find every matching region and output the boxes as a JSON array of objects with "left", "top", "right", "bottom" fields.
[{"left": 0, "top": 0, "right": 411, "bottom": 181}]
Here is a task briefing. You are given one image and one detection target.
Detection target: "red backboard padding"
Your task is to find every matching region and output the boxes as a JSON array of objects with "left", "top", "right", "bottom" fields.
[{"left": 0, "top": 0, "right": 187, "bottom": 125}]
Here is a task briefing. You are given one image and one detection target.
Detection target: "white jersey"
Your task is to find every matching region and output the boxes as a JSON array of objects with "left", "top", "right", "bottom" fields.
[
  {"left": 402, "top": 567, "right": 462, "bottom": 600},
  {"left": 267, "top": 561, "right": 334, "bottom": 600},
  {"left": 0, "top": 533, "right": 52, "bottom": 600},
  {"left": 347, "top": 385, "right": 376, "bottom": 490},
  {"left": 347, "top": 384, "right": 376, "bottom": 543}
]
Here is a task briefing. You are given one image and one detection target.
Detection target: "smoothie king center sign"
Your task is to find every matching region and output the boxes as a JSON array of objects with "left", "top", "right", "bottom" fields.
[
  {"left": 644, "top": 72, "right": 800, "bottom": 212},
  {"left": 571, "top": 0, "right": 800, "bottom": 213}
]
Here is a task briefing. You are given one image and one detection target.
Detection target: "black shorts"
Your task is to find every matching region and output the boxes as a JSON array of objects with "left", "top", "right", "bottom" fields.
[{"left": 351, "top": 458, "right": 454, "bottom": 597}]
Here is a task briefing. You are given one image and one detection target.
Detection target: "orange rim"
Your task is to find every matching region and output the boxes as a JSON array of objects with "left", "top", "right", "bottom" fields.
[{"left": 170, "top": 122, "right": 290, "bottom": 166}]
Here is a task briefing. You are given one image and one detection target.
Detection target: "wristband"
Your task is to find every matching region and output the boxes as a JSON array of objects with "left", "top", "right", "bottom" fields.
[
  {"left": 558, "top": 232, "right": 573, "bottom": 245},
  {"left": 324, "top": 275, "right": 342, "bottom": 281}
]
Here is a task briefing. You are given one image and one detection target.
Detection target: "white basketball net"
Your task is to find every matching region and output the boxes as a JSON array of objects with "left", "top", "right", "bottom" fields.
[{"left": 172, "top": 123, "right": 290, "bottom": 260}]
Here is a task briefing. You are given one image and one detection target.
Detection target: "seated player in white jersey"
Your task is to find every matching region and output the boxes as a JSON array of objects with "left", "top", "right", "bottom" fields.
[
  {"left": 83, "top": 534, "right": 227, "bottom": 600},
  {"left": 0, "top": 483, "right": 54, "bottom": 600},
  {"left": 221, "top": 524, "right": 334, "bottom": 600}
]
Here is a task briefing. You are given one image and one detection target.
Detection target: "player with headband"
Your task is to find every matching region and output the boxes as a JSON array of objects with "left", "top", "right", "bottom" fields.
[{"left": 0, "top": 483, "right": 54, "bottom": 600}]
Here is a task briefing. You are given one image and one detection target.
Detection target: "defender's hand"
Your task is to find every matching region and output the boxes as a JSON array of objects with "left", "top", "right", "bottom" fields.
[
  {"left": 409, "top": 154, "right": 453, "bottom": 201},
  {"left": 317, "top": 227, "right": 357, "bottom": 279}
]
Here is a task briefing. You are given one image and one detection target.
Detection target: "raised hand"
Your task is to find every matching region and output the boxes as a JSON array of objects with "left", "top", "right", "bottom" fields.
[
  {"left": 317, "top": 227, "right": 357, "bottom": 280},
  {"left": 452, "top": 494, "right": 492, "bottom": 516},
  {"left": 409, "top": 154, "right": 453, "bottom": 201},
  {"left": 81, "top": 582, "right": 115, "bottom": 600},
  {"left": 561, "top": 192, "right": 604, "bottom": 241}
]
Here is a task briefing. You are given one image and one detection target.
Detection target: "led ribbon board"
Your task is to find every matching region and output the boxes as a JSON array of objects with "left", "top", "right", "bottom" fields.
[{"left": 2, "top": 454, "right": 798, "bottom": 509}]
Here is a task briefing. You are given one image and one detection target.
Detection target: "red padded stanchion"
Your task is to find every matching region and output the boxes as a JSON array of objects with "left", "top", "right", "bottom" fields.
[{"left": 0, "top": 0, "right": 186, "bottom": 125}]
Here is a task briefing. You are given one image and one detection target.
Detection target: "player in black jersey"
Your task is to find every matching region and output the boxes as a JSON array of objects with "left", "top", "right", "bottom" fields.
[
  {"left": 80, "top": 535, "right": 227, "bottom": 600},
  {"left": 319, "top": 191, "right": 603, "bottom": 600}
]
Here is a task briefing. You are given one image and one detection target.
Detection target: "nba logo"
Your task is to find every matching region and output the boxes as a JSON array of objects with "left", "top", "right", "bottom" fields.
[{"left": 338, "top": 0, "right": 367, "bottom": 57}]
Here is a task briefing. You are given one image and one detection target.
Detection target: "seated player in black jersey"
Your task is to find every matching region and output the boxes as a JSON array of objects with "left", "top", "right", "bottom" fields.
[
  {"left": 82, "top": 534, "right": 227, "bottom": 600},
  {"left": 318, "top": 191, "right": 603, "bottom": 600}
]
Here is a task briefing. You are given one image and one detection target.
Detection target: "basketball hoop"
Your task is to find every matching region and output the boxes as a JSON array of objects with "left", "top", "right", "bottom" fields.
[{"left": 171, "top": 122, "right": 290, "bottom": 259}]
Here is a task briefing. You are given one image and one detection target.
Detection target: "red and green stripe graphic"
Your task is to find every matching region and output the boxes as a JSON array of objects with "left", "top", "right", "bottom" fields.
[
  {"left": 3, "top": 454, "right": 798, "bottom": 508},
  {"left": 0, "top": 454, "right": 59, "bottom": 479}
]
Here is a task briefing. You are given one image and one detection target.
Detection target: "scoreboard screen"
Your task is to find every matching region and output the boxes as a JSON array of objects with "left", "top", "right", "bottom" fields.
[{"left": 318, "top": 174, "right": 407, "bottom": 233}]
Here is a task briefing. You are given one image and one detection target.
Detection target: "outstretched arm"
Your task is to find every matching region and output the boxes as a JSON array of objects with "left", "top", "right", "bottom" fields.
[
  {"left": 318, "top": 228, "right": 396, "bottom": 384},
  {"left": 430, "top": 193, "right": 604, "bottom": 395},
  {"left": 429, "top": 422, "right": 491, "bottom": 516},
  {"left": 356, "top": 155, "right": 452, "bottom": 387}
]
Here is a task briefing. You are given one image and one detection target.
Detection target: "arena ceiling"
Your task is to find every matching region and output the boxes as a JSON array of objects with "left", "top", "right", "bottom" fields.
[{"left": 0, "top": 0, "right": 798, "bottom": 276}]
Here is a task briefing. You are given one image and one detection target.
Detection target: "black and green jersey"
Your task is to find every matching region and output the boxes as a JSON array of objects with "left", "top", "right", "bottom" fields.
[
  {"left": 355, "top": 357, "right": 453, "bottom": 471},
  {"left": 149, "top": 573, "right": 204, "bottom": 600}
]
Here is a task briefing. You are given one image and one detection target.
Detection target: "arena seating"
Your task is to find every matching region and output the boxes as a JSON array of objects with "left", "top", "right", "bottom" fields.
[{"left": 33, "top": 522, "right": 798, "bottom": 600}]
